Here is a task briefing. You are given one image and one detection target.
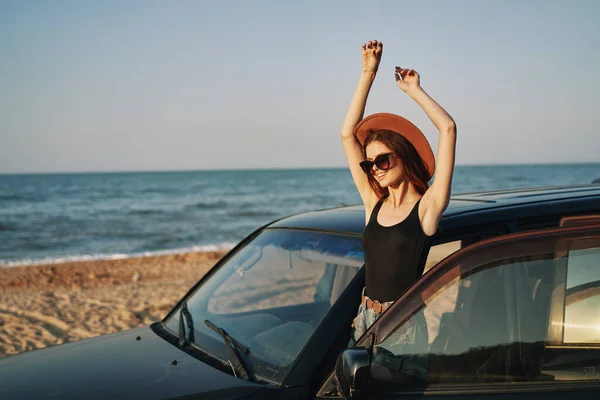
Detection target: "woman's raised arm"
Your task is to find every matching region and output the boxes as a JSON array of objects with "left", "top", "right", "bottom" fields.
[
  {"left": 395, "top": 67, "right": 457, "bottom": 236},
  {"left": 340, "top": 40, "right": 383, "bottom": 213}
]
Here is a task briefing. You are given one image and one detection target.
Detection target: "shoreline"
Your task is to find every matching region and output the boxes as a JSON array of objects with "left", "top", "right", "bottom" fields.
[{"left": 0, "top": 244, "right": 236, "bottom": 269}]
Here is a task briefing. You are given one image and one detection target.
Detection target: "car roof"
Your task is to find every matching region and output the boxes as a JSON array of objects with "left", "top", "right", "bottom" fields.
[{"left": 267, "top": 184, "right": 600, "bottom": 240}]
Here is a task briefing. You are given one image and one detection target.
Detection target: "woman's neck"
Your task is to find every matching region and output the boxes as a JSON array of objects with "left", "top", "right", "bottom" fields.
[{"left": 385, "top": 182, "right": 421, "bottom": 209}]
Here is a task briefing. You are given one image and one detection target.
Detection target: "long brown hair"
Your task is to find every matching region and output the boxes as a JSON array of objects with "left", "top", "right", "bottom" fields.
[{"left": 363, "top": 129, "right": 430, "bottom": 198}]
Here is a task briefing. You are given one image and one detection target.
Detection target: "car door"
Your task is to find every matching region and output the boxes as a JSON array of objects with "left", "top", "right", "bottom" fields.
[{"left": 316, "top": 222, "right": 600, "bottom": 400}]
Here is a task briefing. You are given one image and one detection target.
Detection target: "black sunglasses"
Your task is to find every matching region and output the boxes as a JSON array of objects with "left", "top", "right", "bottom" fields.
[{"left": 359, "top": 152, "right": 395, "bottom": 175}]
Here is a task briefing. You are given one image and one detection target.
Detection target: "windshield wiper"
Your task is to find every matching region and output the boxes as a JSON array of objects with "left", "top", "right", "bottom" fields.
[
  {"left": 178, "top": 301, "right": 195, "bottom": 347},
  {"left": 204, "top": 319, "right": 256, "bottom": 382}
]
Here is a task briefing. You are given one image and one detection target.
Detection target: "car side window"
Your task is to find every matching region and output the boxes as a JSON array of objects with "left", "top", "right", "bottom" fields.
[
  {"left": 542, "top": 238, "right": 600, "bottom": 381},
  {"left": 369, "top": 230, "right": 600, "bottom": 393},
  {"left": 372, "top": 253, "right": 555, "bottom": 388}
]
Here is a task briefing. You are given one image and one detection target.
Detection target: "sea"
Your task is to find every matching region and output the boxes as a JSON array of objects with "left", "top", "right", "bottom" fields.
[{"left": 1, "top": 164, "right": 600, "bottom": 267}]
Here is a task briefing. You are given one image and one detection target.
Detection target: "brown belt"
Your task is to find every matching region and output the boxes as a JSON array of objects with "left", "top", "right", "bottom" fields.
[{"left": 361, "top": 294, "right": 391, "bottom": 315}]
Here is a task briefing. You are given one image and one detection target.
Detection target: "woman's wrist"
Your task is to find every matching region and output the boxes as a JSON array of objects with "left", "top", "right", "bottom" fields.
[
  {"left": 361, "top": 69, "right": 377, "bottom": 79},
  {"left": 404, "top": 85, "right": 425, "bottom": 97}
]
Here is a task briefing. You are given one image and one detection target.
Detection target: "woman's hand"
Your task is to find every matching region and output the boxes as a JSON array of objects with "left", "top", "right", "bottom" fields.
[
  {"left": 395, "top": 67, "right": 421, "bottom": 92},
  {"left": 362, "top": 40, "right": 383, "bottom": 73}
]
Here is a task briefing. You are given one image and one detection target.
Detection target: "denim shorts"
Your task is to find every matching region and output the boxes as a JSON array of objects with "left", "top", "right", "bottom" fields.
[
  {"left": 351, "top": 297, "right": 430, "bottom": 381},
  {"left": 351, "top": 291, "right": 394, "bottom": 343}
]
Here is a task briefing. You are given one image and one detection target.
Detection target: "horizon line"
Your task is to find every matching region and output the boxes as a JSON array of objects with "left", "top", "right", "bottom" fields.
[{"left": 1, "top": 161, "right": 600, "bottom": 176}]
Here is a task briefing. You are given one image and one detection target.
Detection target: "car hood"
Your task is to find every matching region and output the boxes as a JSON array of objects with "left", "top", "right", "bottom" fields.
[{"left": 0, "top": 326, "right": 263, "bottom": 400}]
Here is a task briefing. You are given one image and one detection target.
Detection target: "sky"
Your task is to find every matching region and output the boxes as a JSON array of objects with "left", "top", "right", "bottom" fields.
[{"left": 1, "top": 0, "right": 599, "bottom": 173}]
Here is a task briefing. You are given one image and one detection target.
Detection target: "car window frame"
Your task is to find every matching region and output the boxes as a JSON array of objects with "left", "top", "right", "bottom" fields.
[{"left": 341, "top": 222, "right": 600, "bottom": 396}]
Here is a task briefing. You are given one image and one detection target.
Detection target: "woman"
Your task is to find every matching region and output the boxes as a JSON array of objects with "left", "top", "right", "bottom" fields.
[{"left": 341, "top": 40, "right": 457, "bottom": 342}]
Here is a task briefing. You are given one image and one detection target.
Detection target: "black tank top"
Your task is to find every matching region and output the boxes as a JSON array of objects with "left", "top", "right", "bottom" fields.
[{"left": 362, "top": 197, "right": 431, "bottom": 303}]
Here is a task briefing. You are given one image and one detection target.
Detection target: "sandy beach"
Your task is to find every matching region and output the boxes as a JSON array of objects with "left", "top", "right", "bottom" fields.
[
  {"left": 0, "top": 241, "right": 459, "bottom": 359},
  {"left": 0, "top": 251, "right": 227, "bottom": 358}
]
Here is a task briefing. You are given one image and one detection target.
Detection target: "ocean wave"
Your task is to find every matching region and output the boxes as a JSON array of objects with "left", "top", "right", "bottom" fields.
[
  {"left": 140, "top": 188, "right": 170, "bottom": 194},
  {"left": 0, "top": 242, "right": 238, "bottom": 268},
  {"left": 128, "top": 209, "right": 165, "bottom": 216},
  {"left": 0, "top": 194, "right": 21, "bottom": 201},
  {"left": 0, "top": 223, "right": 16, "bottom": 232},
  {"left": 184, "top": 200, "right": 228, "bottom": 210},
  {"left": 232, "top": 210, "right": 279, "bottom": 218},
  {"left": 0, "top": 194, "right": 48, "bottom": 202}
]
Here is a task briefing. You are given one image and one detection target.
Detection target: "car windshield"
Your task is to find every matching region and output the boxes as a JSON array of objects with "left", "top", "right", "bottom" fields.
[{"left": 164, "top": 228, "right": 364, "bottom": 383}]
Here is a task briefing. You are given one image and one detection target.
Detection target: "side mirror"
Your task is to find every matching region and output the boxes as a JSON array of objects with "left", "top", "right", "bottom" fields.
[{"left": 335, "top": 347, "right": 371, "bottom": 400}]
